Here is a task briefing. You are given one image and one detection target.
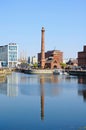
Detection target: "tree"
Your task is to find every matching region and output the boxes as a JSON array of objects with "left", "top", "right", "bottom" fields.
[
  {"left": 60, "top": 63, "right": 67, "bottom": 69},
  {"left": 33, "top": 63, "right": 38, "bottom": 68}
]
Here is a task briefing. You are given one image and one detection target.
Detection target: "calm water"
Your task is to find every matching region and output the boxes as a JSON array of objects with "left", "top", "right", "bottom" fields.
[{"left": 0, "top": 72, "right": 86, "bottom": 130}]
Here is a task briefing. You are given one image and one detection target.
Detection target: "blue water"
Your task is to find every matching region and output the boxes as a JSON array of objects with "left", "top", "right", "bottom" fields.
[{"left": 0, "top": 72, "right": 86, "bottom": 130}]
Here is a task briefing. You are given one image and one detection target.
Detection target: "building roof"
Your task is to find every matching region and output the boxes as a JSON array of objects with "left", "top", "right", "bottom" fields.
[{"left": 46, "top": 59, "right": 53, "bottom": 63}]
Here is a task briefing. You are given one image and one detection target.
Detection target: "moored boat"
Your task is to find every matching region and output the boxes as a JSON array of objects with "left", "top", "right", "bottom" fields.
[
  {"left": 53, "top": 69, "right": 68, "bottom": 75},
  {"left": 24, "top": 69, "right": 53, "bottom": 74}
]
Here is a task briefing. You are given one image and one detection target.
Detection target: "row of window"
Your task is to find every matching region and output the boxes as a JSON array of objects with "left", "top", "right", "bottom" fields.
[
  {"left": 9, "top": 46, "right": 17, "bottom": 50},
  {"left": 9, "top": 53, "right": 17, "bottom": 56},
  {"left": 0, "top": 47, "right": 7, "bottom": 52},
  {"left": 9, "top": 57, "right": 17, "bottom": 61},
  {"left": 9, "top": 54, "right": 17, "bottom": 61}
]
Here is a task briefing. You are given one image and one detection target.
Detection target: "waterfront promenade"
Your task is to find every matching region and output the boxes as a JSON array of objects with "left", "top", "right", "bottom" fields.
[
  {"left": 0, "top": 68, "right": 12, "bottom": 78},
  {"left": 16, "top": 67, "right": 86, "bottom": 76}
]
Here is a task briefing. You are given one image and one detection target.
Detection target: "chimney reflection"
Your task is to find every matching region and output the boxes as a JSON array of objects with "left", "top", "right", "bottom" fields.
[
  {"left": 40, "top": 75, "right": 45, "bottom": 120},
  {"left": 39, "top": 74, "right": 60, "bottom": 120}
]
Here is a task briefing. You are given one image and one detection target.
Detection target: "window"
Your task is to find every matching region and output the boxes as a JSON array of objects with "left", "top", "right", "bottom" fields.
[{"left": 9, "top": 46, "right": 17, "bottom": 50}]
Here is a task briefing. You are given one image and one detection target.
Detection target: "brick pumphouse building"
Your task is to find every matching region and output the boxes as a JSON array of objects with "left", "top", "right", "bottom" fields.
[
  {"left": 38, "top": 27, "right": 63, "bottom": 69},
  {"left": 78, "top": 45, "right": 86, "bottom": 68},
  {"left": 38, "top": 50, "right": 63, "bottom": 69}
]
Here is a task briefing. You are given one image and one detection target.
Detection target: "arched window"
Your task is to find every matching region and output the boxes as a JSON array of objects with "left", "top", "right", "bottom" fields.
[{"left": 53, "top": 65, "right": 57, "bottom": 69}]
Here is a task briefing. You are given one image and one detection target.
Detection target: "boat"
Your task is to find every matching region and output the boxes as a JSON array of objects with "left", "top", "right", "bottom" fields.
[
  {"left": 24, "top": 69, "right": 53, "bottom": 74},
  {"left": 53, "top": 69, "right": 63, "bottom": 75},
  {"left": 53, "top": 69, "right": 68, "bottom": 75}
]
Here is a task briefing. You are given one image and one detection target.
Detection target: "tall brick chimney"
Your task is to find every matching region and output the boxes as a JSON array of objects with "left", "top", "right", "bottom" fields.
[{"left": 41, "top": 27, "right": 45, "bottom": 69}]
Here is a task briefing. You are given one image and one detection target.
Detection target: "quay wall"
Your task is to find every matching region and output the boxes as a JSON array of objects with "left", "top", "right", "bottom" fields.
[
  {"left": 69, "top": 70, "right": 86, "bottom": 76},
  {"left": 16, "top": 68, "right": 53, "bottom": 74},
  {"left": 25, "top": 69, "right": 53, "bottom": 74}
]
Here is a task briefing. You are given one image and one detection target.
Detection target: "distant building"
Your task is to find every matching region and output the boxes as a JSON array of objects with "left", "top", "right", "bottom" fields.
[
  {"left": 0, "top": 43, "right": 18, "bottom": 67},
  {"left": 66, "top": 58, "right": 78, "bottom": 66},
  {"left": 31, "top": 56, "right": 37, "bottom": 64},
  {"left": 78, "top": 45, "right": 86, "bottom": 68},
  {"left": 19, "top": 50, "right": 27, "bottom": 63},
  {"left": 38, "top": 50, "right": 63, "bottom": 69},
  {"left": 27, "top": 56, "right": 37, "bottom": 65},
  {"left": 28, "top": 56, "right": 31, "bottom": 64}
]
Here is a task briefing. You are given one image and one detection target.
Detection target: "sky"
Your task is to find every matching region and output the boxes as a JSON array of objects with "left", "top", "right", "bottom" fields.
[{"left": 0, "top": 0, "right": 86, "bottom": 59}]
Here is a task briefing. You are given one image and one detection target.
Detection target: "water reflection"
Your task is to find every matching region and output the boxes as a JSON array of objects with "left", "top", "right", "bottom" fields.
[
  {"left": 2, "top": 73, "right": 86, "bottom": 121},
  {"left": 40, "top": 76, "right": 45, "bottom": 120},
  {"left": 20, "top": 74, "right": 62, "bottom": 96},
  {"left": 78, "top": 89, "right": 86, "bottom": 101},
  {"left": 0, "top": 73, "right": 18, "bottom": 97},
  {"left": 39, "top": 74, "right": 62, "bottom": 120},
  {"left": 0, "top": 78, "right": 7, "bottom": 95},
  {"left": 0, "top": 73, "right": 62, "bottom": 120},
  {"left": 0, "top": 76, "right": 6, "bottom": 83},
  {"left": 78, "top": 77, "right": 86, "bottom": 102},
  {"left": 0, "top": 73, "right": 86, "bottom": 129},
  {"left": 78, "top": 76, "right": 86, "bottom": 84},
  {"left": 20, "top": 74, "right": 62, "bottom": 120}
]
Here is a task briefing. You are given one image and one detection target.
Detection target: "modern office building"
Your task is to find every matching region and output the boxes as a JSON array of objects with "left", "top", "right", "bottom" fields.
[{"left": 0, "top": 43, "right": 18, "bottom": 67}]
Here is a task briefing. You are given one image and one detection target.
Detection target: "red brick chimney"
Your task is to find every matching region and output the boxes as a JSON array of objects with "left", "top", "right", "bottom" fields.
[{"left": 41, "top": 27, "right": 45, "bottom": 69}]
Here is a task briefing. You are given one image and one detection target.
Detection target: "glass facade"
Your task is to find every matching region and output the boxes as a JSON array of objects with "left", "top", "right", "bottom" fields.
[
  {"left": 0, "top": 43, "right": 18, "bottom": 67},
  {"left": 8, "top": 43, "right": 18, "bottom": 67},
  {"left": 9, "top": 50, "right": 17, "bottom": 61},
  {"left": 9, "top": 46, "right": 17, "bottom": 51}
]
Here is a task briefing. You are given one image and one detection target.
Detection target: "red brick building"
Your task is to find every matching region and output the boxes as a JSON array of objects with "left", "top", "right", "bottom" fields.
[
  {"left": 39, "top": 27, "right": 63, "bottom": 69},
  {"left": 38, "top": 50, "right": 63, "bottom": 69},
  {"left": 78, "top": 46, "right": 86, "bottom": 68}
]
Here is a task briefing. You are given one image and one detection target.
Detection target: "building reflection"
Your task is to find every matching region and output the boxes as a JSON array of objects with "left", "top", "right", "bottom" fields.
[
  {"left": 0, "top": 77, "right": 7, "bottom": 95},
  {"left": 78, "top": 77, "right": 86, "bottom": 102},
  {"left": 65, "top": 75, "right": 78, "bottom": 83},
  {"left": 19, "top": 74, "right": 62, "bottom": 120},
  {"left": 39, "top": 74, "right": 62, "bottom": 120},
  {"left": 0, "top": 76, "right": 6, "bottom": 83},
  {"left": 78, "top": 89, "right": 86, "bottom": 101},
  {"left": 39, "top": 74, "right": 59, "bottom": 84},
  {"left": 0, "top": 73, "right": 63, "bottom": 120},
  {"left": 0, "top": 73, "right": 18, "bottom": 97},
  {"left": 78, "top": 76, "right": 86, "bottom": 84},
  {"left": 40, "top": 76, "right": 45, "bottom": 120},
  {"left": 0, "top": 73, "right": 62, "bottom": 120},
  {"left": 7, "top": 73, "right": 18, "bottom": 97},
  {"left": 20, "top": 75, "right": 39, "bottom": 84},
  {"left": 20, "top": 74, "right": 62, "bottom": 96},
  {"left": 19, "top": 74, "right": 61, "bottom": 120}
]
